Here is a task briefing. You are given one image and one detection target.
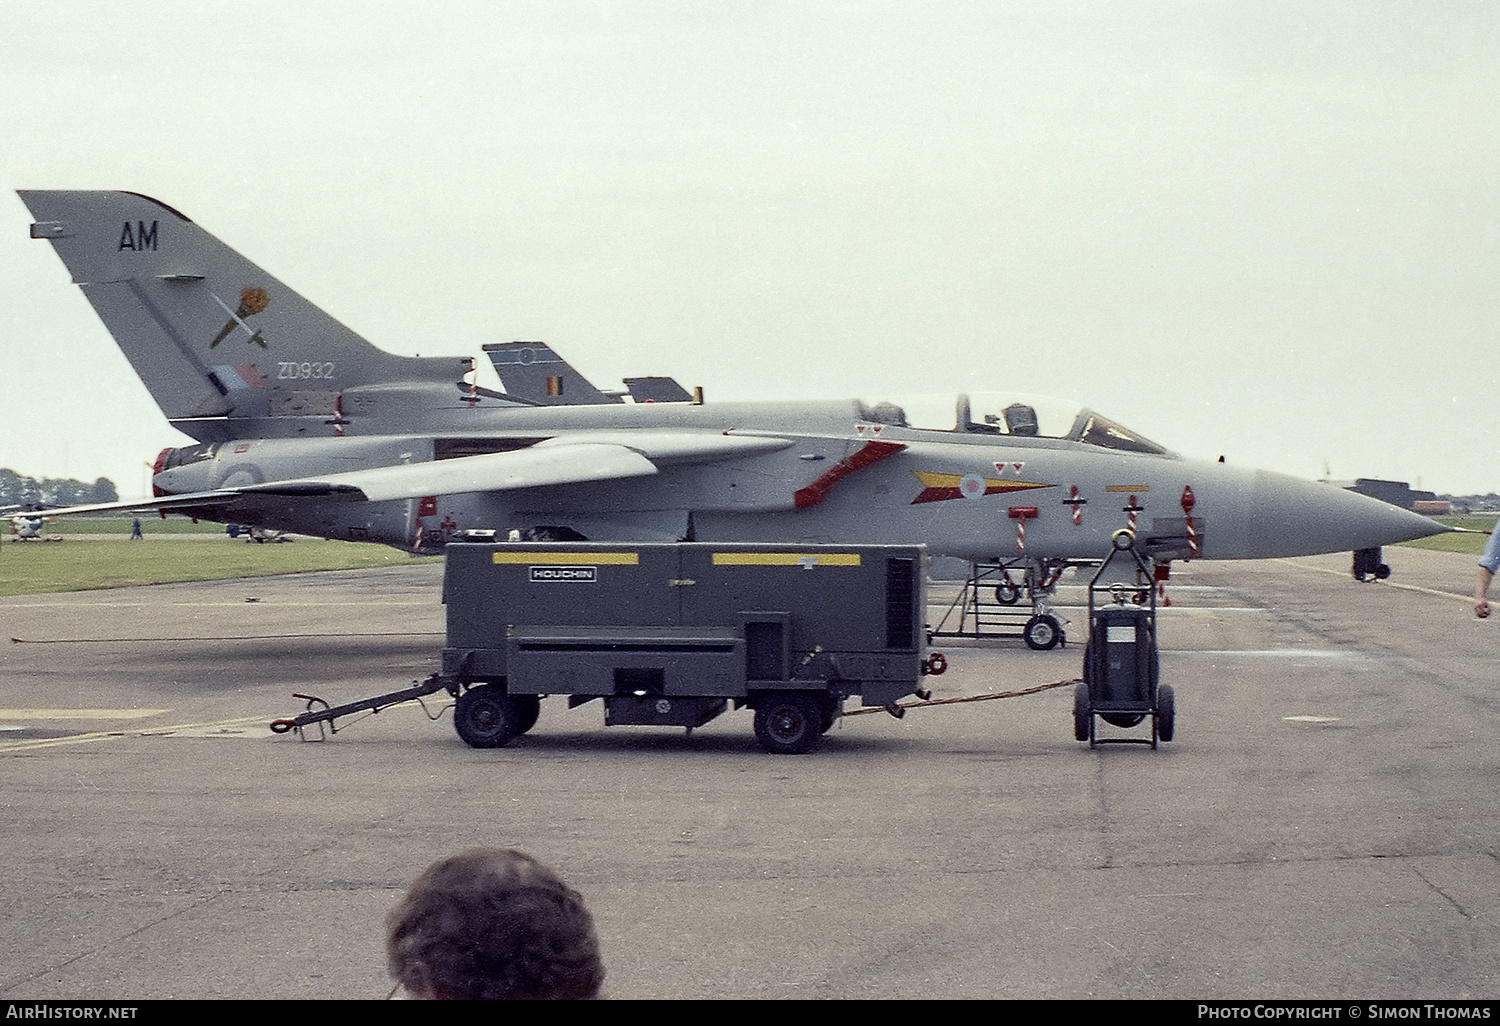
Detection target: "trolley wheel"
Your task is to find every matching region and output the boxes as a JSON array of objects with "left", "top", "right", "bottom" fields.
[
  {"left": 1156, "top": 683, "right": 1176, "bottom": 743},
  {"left": 1073, "top": 683, "right": 1091, "bottom": 742},
  {"left": 753, "top": 693, "right": 822, "bottom": 755},
  {"left": 1023, "top": 614, "right": 1062, "bottom": 651},
  {"left": 512, "top": 694, "right": 541, "bottom": 736},
  {"left": 454, "top": 684, "right": 525, "bottom": 749},
  {"left": 1375, "top": 563, "right": 1391, "bottom": 580},
  {"left": 994, "top": 581, "right": 1021, "bottom": 605}
]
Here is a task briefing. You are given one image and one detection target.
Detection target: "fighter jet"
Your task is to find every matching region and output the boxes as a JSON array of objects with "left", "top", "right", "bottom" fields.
[{"left": 19, "top": 191, "right": 1444, "bottom": 598}]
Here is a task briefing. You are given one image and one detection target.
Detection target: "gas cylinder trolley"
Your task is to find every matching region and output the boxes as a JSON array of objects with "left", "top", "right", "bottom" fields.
[{"left": 1074, "top": 529, "right": 1176, "bottom": 748}]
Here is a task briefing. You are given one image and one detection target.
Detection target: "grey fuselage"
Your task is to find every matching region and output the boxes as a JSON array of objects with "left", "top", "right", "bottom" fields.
[{"left": 151, "top": 395, "right": 1438, "bottom": 562}]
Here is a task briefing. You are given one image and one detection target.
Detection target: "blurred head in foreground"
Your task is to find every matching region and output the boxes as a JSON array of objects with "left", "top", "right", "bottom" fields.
[{"left": 387, "top": 848, "right": 604, "bottom": 1000}]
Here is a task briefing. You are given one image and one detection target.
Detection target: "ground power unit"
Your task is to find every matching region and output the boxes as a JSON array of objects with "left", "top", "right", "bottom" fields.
[{"left": 440, "top": 541, "right": 937, "bottom": 754}]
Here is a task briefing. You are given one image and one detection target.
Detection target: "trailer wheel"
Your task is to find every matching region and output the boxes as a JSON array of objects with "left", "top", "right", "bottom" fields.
[
  {"left": 1156, "top": 684, "right": 1176, "bottom": 743},
  {"left": 1023, "top": 614, "right": 1062, "bottom": 651},
  {"left": 994, "top": 581, "right": 1021, "bottom": 605},
  {"left": 454, "top": 685, "right": 524, "bottom": 748},
  {"left": 754, "top": 693, "right": 822, "bottom": 754},
  {"left": 1073, "top": 683, "right": 1091, "bottom": 742}
]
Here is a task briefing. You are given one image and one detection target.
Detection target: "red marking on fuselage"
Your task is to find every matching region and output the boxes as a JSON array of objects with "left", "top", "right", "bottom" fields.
[
  {"left": 795, "top": 440, "right": 906, "bottom": 509},
  {"left": 150, "top": 447, "right": 172, "bottom": 497}
]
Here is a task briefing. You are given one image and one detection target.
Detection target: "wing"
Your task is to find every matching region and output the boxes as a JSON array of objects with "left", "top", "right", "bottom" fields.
[{"left": 34, "top": 432, "right": 792, "bottom": 517}]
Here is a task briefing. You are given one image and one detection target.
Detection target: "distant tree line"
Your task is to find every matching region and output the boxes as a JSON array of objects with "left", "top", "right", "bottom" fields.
[{"left": 0, "top": 468, "right": 117, "bottom": 507}]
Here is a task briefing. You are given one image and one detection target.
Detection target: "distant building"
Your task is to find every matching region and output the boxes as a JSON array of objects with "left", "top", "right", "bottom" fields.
[{"left": 1336, "top": 478, "right": 1438, "bottom": 511}]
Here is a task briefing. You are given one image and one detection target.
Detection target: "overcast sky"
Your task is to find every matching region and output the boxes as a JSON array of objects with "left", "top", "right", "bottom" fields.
[{"left": 2, "top": 1, "right": 1496, "bottom": 499}]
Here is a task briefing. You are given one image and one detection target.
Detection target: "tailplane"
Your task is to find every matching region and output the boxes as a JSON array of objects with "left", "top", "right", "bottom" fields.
[{"left": 20, "top": 191, "right": 472, "bottom": 440}]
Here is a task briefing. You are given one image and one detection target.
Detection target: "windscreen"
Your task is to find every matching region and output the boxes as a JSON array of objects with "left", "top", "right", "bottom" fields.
[{"left": 858, "top": 393, "right": 1169, "bottom": 454}]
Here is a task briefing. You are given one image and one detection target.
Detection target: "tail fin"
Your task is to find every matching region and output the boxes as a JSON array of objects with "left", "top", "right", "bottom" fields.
[
  {"left": 483, "top": 341, "right": 694, "bottom": 405},
  {"left": 20, "top": 191, "right": 471, "bottom": 439},
  {"left": 482, "top": 341, "right": 625, "bottom": 406}
]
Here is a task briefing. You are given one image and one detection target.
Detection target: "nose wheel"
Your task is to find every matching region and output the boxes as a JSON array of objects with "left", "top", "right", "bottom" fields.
[{"left": 1023, "top": 613, "right": 1063, "bottom": 651}]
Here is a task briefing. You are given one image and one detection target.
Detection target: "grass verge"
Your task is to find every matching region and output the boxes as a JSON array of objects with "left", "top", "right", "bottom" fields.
[
  {"left": 1396, "top": 515, "right": 1494, "bottom": 556},
  {"left": 0, "top": 538, "right": 439, "bottom": 596},
  {"left": 59, "top": 516, "right": 228, "bottom": 535}
]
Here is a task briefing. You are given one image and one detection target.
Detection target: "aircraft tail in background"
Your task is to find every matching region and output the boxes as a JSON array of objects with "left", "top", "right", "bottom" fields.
[
  {"left": 19, "top": 190, "right": 472, "bottom": 440},
  {"left": 483, "top": 341, "right": 625, "bottom": 406},
  {"left": 483, "top": 340, "right": 695, "bottom": 406}
]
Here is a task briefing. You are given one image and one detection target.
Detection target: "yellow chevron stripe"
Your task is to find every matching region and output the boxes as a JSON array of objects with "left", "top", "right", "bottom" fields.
[{"left": 911, "top": 470, "right": 1050, "bottom": 490}]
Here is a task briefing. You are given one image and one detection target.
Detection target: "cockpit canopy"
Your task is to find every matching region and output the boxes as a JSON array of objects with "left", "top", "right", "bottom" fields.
[{"left": 857, "top": 392, "right": 1169, "bottom": 455}]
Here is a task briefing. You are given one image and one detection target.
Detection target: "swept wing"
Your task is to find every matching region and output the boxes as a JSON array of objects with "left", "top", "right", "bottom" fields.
[{"left": 32, "top": 431, "right": 791, "bottom": 517}]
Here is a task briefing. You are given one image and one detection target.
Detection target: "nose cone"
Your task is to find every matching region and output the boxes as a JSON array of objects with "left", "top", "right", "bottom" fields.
[{"left": 1245, "top": 470, "right": 1448, "bottom": 558}]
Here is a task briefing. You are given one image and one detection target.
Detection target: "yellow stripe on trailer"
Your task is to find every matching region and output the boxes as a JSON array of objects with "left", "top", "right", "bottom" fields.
[
  {"left": 492, "top": 552, "right": 640, "bottom": 565},
  {"left": 712, "top": 552, "right": 862, "bottom": 567}
]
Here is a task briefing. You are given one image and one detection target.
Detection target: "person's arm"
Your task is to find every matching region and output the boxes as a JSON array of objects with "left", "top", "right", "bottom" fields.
[{"left": 1476, "top": 518, "right": 1500, "bottom": 618}]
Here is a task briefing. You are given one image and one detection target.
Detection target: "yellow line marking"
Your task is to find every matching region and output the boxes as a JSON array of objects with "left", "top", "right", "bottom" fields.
[
  {"left": 491, "top": 552, "right": 639, "bottom": 565},
  {"left": 1104, "top": 485, "right": 1150, "bottom": 492},
  {"left": 0, "top": 715, "right": 270, "bottom": 754},
  {"left": 0, "top": 709, "right": 169, "bottom": 720},
  {"left": 712, "top": 552, "right": 862, "bottom": 566},
  {"left": 1274, "top": 559, "right": 1473, "bottom": 603}
]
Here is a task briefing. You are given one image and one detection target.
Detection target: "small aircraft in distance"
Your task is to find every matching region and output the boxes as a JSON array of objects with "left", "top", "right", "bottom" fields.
[
  {"left": 4, "top": 508, "right": 61, "bottom": 542},
  {"left": 20, "top": 190, "right": 1444, "bottom": 625}
]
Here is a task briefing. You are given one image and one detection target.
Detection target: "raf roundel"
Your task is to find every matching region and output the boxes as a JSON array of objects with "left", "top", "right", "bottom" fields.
[{"left": 958, "top": 474, "right": 987, "bottom": 500}]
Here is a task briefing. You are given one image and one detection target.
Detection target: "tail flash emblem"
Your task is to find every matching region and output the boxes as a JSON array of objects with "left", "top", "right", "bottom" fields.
[{"left": 209, "top": 286, "right": 271, "bottom": 349}]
